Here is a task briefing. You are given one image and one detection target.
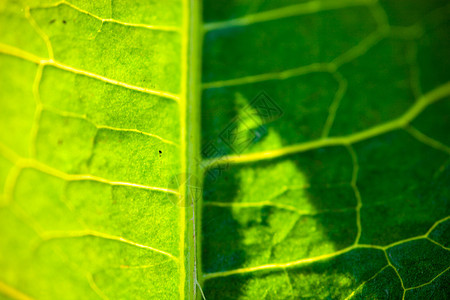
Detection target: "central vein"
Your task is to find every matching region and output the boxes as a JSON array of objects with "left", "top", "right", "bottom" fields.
[{"left": 180, "top": 0, "right": 203, "bottom": 299}]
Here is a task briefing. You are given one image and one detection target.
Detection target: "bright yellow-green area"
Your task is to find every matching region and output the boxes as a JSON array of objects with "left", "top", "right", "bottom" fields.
[
  {"left": 0, "top": 0, "right": 191, "bottom": 299},
  {"left": 201, "top": 0, "right": 450, "bottom": 299}
]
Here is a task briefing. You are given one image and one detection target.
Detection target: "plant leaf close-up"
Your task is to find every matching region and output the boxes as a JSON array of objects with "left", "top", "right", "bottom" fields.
[{"left": 0, "top": 0, "right": 449, "bottom": 299}]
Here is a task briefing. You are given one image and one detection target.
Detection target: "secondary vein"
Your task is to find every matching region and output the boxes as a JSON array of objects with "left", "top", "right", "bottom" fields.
[{"left": 203, "top": 81, "right": 450, "bottom": 168}]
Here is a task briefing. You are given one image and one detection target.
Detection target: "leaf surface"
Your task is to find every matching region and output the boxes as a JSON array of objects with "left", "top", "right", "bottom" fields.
[
  {"left": 0, "top": 0, "right": 190, "bottom": 299},
  {"left": 200, "top": 0, "right": 450, "bottom": 299},
  {"left": 0, "top": 0, "right": 449, "bottom": 299}
]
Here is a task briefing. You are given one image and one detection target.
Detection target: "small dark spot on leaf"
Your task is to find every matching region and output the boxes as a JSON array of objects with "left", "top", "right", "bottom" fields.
[
  {"left": 159, "top": 150, "right": 162, "bottom": 157},
  {"left": 57, "top": 139, "right": 63, "bottom": 145},
  {"left": 49, "top": 19, "right": 56, "bottom": 24},
  {"left": 62, "top": 20, "right": 66, "bottom": 24}
]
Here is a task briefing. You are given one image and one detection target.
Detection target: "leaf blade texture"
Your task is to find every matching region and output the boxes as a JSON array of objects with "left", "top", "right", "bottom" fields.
[
  {"left": 200, "top": 0, "right": 450, "bottom": 299},
  {"left": 0, "top": 0, "right": 449, "bottom": 299}
]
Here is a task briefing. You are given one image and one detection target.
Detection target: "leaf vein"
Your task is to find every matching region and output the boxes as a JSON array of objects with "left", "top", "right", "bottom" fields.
[
  {"left": 203, "top": 0, "right": 376, "bottom": 32},
  {"left": 39, "top": 230, "right": 178, "bottom": 261},
  {"left": 203, "top": 82, "right": 450, "bottom": 168},
  {"left": 0, "top": 43, "right": 180, "bottom": 102}
]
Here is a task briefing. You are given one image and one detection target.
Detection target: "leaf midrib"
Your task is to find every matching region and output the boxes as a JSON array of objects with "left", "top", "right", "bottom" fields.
[{"left": 181, "top": 0, "right": 203, "bottom": 299}]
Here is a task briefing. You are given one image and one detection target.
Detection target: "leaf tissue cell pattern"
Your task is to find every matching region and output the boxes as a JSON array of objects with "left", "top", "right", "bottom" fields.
[
  {"left": 0, "top": 0, "right": 187, "bottom": 299},
  {"left": 200, "top": 0, "right": 450, "bottom": 299},
  {"left": 0, "top": 1, "right": 448, "bottom": 300}
]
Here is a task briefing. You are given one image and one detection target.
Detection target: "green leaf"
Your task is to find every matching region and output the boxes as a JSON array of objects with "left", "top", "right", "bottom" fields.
[
  {"left": 0, "top": 0, "right": 191, "bottom": 299},
  {"left": 0, "top": 0, "right": 449, "bottom": 299},
  {"left": 200, "top": 0, "right": 450, "bottom": 298}
]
